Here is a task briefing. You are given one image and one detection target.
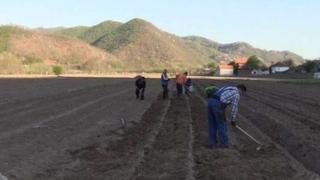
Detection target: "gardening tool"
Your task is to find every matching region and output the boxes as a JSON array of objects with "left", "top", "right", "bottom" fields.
[{"left": 235, "top": 125, "right": 263, "bottom": 151}]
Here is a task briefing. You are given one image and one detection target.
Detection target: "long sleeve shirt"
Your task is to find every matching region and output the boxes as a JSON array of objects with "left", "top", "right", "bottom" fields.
[
  {"left": 176, "top": 74, "right": 187, "bottom": 85},
  {"left": 218, "top": 86, "right": 240, "bottom": 121},
  {"left": 161, "top": 73, "right": 170, "bottom": 85}
]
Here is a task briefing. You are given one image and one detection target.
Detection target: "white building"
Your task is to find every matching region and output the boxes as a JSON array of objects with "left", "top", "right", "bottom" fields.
[
  {"left": 216, "top": 64, "right": 234, "bottom": 76},
  {"left": 270, "top": 63, "right": 290, "bottom": 73},
  {"left": 314, "top": 72, "right": 320, "bottom": 79}
]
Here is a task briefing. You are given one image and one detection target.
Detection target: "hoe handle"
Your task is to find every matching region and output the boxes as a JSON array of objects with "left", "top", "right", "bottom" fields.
[{"left": 235, "top": 125, "right": 263, "bottom": 146}]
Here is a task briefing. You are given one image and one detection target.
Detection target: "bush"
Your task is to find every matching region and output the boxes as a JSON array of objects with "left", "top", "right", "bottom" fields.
[
  {"left": 304, "top": 61, "right": 318, "bottom": 73},
  {"left": 283, "top": 59, "right": 296, "bottom": 67},
  {"left": 0, "top": 52, "right": 23, "bottom": 74},
  {"left": 245, "top": 55, "right": 264, "bottom": 70},
  {"left": 206, "top": 62, "right": 217, "bottom": 70},
  {"left": 22, "top": 55, "right": 43, "bottom": 65},
  {"left": 25, "top": 63, "right": 50, "bottom": 74},
  {"left": 52, "top": 65, "right": 63, "bottom": 76}
]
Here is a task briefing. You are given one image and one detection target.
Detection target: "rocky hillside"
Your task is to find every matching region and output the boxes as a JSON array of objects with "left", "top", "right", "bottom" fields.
[
  {"left": 182, "top": 37, "right": 303, "bottom": 65},
  {"left": 0, "top": 26, "right": 122, "bottom": 74},
  {"left": 0, "top": 18, "right": 305, "bottom": 74},
  {"left": 218, "top": 42, "right": 303, "bottom": 65}
]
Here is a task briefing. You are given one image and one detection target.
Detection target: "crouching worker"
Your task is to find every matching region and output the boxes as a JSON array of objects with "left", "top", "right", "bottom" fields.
[
  {"left": 205, "top": 84, "right": 247, "bottom": 148},
  {"left": 135, "top": 75, "right": 146, "bottom": 100}
]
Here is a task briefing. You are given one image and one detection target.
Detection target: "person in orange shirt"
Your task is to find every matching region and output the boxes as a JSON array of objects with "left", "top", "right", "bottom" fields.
[{"left": 176, "top": 72, "right": 187, "bottom": 95}]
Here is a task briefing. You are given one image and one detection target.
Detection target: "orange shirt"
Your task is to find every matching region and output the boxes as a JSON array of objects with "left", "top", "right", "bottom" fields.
[{"left": 176, "top": 74, "right": 187, "bottom": 85}]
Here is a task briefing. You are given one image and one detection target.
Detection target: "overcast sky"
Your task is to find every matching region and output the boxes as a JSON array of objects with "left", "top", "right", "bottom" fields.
[{"left": 0, "top": 0, "right": 319, "bottom": 59}]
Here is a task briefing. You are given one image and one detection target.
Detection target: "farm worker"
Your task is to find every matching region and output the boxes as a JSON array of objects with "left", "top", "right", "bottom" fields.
[
  {"left": 176, "top": 72, "right": 187, "bottom": 95},
  {"left": 184, "top": 78, "right": 193, "bottom": 96},
  {"left": 161, "top": 69, "right": 170, "bottom": 99},
  {"left": 135, "top": 75, "right": 146, "bottom": 100},
  {"left": 206, "top": 84, "right": 247, "bottom": 148}
]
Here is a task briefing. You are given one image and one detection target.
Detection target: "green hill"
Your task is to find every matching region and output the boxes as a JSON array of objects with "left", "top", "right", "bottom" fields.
[
  {"left": 182, "top": 36, "right": 224, "bottom": 61},
  {"left": 51, "top": 18, "right": 304, "bottom": 70},
  {"left": 92, "top": 18, "right": 211, "bottom": 71},
  {"left": 0, "top": 18, "right": 305, "bottom": 74},
  {"left": 51, "top": 26, "right": 90, "bottom": 39},
  {"left": 92, "top": 18, "right": 147, "bottom": 51},
  {"left": 79, "top": 21, "right": 122, "bottom": 44},
  {"left": 51, "top": 21, "right": 122, "bottom": 44}
]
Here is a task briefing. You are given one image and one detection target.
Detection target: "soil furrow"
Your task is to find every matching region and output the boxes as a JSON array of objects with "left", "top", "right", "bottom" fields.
[
  {"left": 0, "top": 83, "right": 129, "bottom": 122},
  {"left": 52, "top": 95, "right": 169, "bottom": 180},
  {"left": 240, "top": 97, "right": 320, "bottom": 175},
  {"left": 248, "top": 89, "right": 320, "bottom": 126},
  {"left": 0, "top": 89, "right": 131, "bottom": 141},
  {"left": 132, "top": 96, "right": 194, "bottom": 180},
  {"left": 192, "top": 80, "right": 320, "bottom": 179}
]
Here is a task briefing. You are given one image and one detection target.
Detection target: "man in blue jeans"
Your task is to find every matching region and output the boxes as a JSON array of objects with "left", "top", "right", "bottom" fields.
[
  {"left": 161, "top": 69, "right": 170, "bottom": 99},
  {"left": 205, "top": 84, "right": 247, "bottom": 148}
]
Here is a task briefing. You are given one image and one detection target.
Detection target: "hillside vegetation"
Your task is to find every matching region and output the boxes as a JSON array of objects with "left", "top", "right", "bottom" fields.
[
  {"left": 0, "top": 27, "right": 122, "bottom": 74},
  {"left": 51, "top": 26, "right": 90, "bottom": 39},
  {"left": 0, "top": 18, "right": 305, "bottom": 74},
  {"left": 80, "top": 21, "right": 122, "bottom": 44},
  {"left": 218, "top": 42, "right": 303, "bottom": 65},
  {"left": 92, "top": 19, "right": 211, "bottom": 71}
]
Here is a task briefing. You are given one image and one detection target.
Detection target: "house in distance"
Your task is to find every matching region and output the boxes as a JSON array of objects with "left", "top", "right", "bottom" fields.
[
  {"left": 215, "top": 64, "right": 234, "bottom": 76},
  {"left": 216, "top": 57, "right": 248, "bottom": 76},
  {"left": 270, "top": 62, "right": 290, "bottom": 73}
]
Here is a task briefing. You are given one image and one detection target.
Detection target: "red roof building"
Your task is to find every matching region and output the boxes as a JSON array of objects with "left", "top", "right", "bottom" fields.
[
  {"left": 234, "top": 57, "right": 247, "bottom": 69},
  {"left": 216, "top": 64, "right": 234, "bottom": 76},
  {"left": 228, "top": 57, "right": 248, "bottom": 69}
]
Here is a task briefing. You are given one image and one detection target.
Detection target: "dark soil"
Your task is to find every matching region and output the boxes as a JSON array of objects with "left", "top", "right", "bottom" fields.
[{"left": 1, "top": 77, "right": 320, "bottom": 180}]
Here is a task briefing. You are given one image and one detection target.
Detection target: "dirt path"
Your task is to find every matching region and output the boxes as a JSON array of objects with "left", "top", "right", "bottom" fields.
[{"left": 131, "top": 96, "right": 195, "bottom": 180}]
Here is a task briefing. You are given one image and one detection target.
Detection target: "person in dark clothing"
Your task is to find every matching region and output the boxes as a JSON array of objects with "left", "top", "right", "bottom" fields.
[
  {"left": 161, "top": 69, "right": 170, "bottom": 99},
  {"left": 184, "top": 78, "right": 193, "bottom": 96},
  {"left": 135, "top": 75, "right": 146, "bottom": 100}
]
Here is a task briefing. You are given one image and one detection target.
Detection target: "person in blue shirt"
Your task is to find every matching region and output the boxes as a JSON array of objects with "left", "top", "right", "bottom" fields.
[
  {"left": 205, "top": 84, "right": 247, "bottom": 148},
  {"left": 161, "top": 69, "right": 170, "bottom": 99}
]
